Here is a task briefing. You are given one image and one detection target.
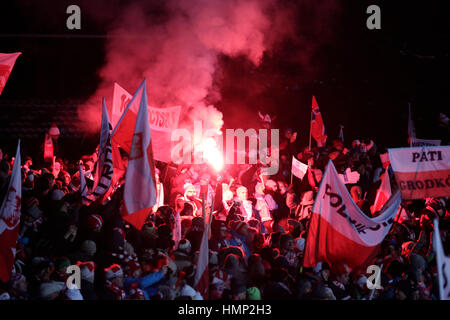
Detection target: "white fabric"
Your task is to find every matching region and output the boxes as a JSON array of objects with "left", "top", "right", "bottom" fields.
[
  {"left": 388, "top": 146, "right": 450, "bottom": 173},
  {"left": 313, "top": 160, "right": 401, "bottom": 246},
  {"left": 434, "top": 219, "right": 450, "bottom": 300},
  {"left": 292, "top": 156, "right": 308, "bottom": 180},
  {"left": 124, "top": 80, "right": 157, "bottom": 215},
  {"left": 92, "top": 98, "right": 113, "bottom": 198}
]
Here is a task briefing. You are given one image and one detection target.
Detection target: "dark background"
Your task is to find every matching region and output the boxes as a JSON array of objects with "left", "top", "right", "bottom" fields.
[{"left": 0, "top": 0, "right": 448, "bottom": 161}]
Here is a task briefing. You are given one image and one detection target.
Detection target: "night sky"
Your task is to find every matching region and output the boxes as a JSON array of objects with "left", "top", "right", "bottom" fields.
[{"left": 0, "top": 0, "right": 448, "bottom": 160}]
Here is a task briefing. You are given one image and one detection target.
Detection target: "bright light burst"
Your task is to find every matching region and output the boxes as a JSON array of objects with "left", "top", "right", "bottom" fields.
[{"left": 200, "top": 137, "right": 224, "bottom": 172}]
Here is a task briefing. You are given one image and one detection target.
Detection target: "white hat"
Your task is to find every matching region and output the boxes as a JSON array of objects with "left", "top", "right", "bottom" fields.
[
  {"left": 40, "top": 281, "right": 65, "bottom": 299},
  {"left": 104, "top": 264, "right": 123, "bottom": 280},
  {"left": 180, "top": 284, "right": 196, "bottom": 297}
]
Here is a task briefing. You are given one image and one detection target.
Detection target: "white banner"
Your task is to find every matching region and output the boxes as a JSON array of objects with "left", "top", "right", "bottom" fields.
[
  {"left": 112, "top": 82, "right": 181, "bottom": 132},
  {"left": 291, "top": 157, "right": 308, "bottom": 180},
  {"left": 313, "top": 160, "right": 401, "bottom": 246},
  {"left": 434, "top": 219, "right": 450, "bottom": 300},
  {"left": 388, "top": 146, "right": 450, "bottom": 199}
]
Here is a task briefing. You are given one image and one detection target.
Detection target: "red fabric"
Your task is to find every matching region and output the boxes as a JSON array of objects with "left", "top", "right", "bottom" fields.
[
  {"left": 122, "top": 207, "right": 152, "bottom": 231},
  {"left": 304, "top": 212, "right": 379, "bottom": 273},
  {"left": 0, "top": 228, "right": 19, "bottom": 282},
  {"left": 195, "top": 266, "right": 209, "bottom": 299},
  {"left": 311, "top": 96, "right": 327, "bottom": 147}
]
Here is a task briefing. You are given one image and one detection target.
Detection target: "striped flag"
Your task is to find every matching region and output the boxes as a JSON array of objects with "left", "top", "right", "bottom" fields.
[
  {"left": 0, "top": 140, "right": 22, "bottom": 282},
  {"left": 194, "top": 223, "right": 209, "bottom": 299},
  {"left": 92, "top": 98, "right": 114, "bottom": 200},
  {"left": 0, "top": 52, "right": 21, "bottom": 95},
  {"left": 304, "top": 160, "right": 401, "bottom": 272},
  {"left": 370, "top": 169, "right": 392, "bottom": 214},
  {"left": 122, "top": 80, "right": 157, "bottom": 230},
  {"left": 311, "top": 96, "right": 327, "bottom": 147}
]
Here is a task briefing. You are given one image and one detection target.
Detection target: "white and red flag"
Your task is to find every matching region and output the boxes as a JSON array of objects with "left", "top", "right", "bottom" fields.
[
  {"left": 92, "top": 98, "right": 113, "bottom": 200},
  {"left": 380, "top": 152, "right": 390, "bottom": 169},
  {"left": 311, "top": 96, "right": 327, "bottom": 147},
  {"left": 111, "top": 82, "right": 181, "bottom": 163},
  {"left": 173, "top": 210, "right": 182, "bottom": 250},
  {"left": 0, "top": 52, "right": 21, "bottom": 95},
  {"left": 388, "top": 146, "right": 450, "bottom": 199},
  {"left": 434, "top": 219, "right": 450, "bottom": 300},
  {"left": 122, "top": 80, "right": 157, "bottom": 230},
  {"left": 291, "top": 156, "right": 308, "bottom": 180},
  {"left": 370, "top": 169, "right": 392, "bottom": 214},
  {"left": 43, "top": 133, "right": 54, "bottom": 162},
  {"left": 303, "top": 160, "right": 401, "bottom": 272},
  {"left": 0, "top": 140, "right": 22, "bottom": 282},
  {"left": 194, "top": 223, "right": 209, "bottom": 299}
]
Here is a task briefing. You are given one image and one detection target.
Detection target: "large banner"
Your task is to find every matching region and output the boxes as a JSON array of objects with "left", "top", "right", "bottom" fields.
[
  {"left": 112, "top": 82, "right": 181, "bottom": 163},
  {"left": 388, "top": 146, "right": 450, "bottom": 199},
  {"left": 304, "top": 160, "right": 401, "bottom": 271}
]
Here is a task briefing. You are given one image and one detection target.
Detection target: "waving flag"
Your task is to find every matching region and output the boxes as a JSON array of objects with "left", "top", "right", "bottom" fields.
[
  {"left": 79, "top": 165, "right": 94, "bottom": 205},
  {"left": 0, "top": 140, "right": 21, "bottom": 282},
  {"left": 122, "top": 80, "right": 157, "bottom": 230},
  {"left": 112, "top": 82, "right": 181, "bottom": 163},
  {"left": 173, "top": 210, "right": 182, "bottom": 250},
  {"left": 92, "top": 98, "right": 114, "bottom": 200},
  {"left": 304, "top": 160, "right": 401, "bottom": 272},
  {"left": 43, "top": 133, "right": 54, "bottom": 162},
  {"left": 311, "top": 96, "right": 327, "bottom": 147},
  {"left": 292, "top": 156, "right": 308, "bottom": 180},
  {"left": 434, "top": 219, "right": 450, "bottom": 300},
  {"left": 0, "top": 52, "right": 21, "bottom": 95},
  {"left": 194, "top": 223, "right": 209, "bottom": 299},
  {"left": 370, "top": 169, "right": 392, "bottom": 214}
]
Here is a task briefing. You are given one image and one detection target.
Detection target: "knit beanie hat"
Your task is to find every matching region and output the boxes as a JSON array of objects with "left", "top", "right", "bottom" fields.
[
  {"left": 129, "top": 283, "right": 146, "bottom": 300},
  {"left": 40, "top": 281, "right": 65, "bottom": 299},
  {"left": 104, "top": 264, "right": 123, "bottom": 280},
  {"left": 86, "top": 214, "right": 103, "bottom": 230},
  {"left": 247, "top": 287, "right": 261, "bottom": 300},
  {"left": 80, "top": 240, "right": 97, "bottom": 257},
  {"left": 177, "top": 239, "right": 192, "bottom": 254},
  {"left": 76, "top": 261, "right": 95, "bottom": 282}
]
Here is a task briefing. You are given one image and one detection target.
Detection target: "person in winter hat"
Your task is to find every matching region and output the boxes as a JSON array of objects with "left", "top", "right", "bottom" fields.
[
  {"left": 102, "top": 264, "right": 126, "bottom": 300},
  {"left": 76, "top": 261, "right": 97, "bottom": 300},
  {"left": 128, "top": 282, "right": 146, "bottom": 300},
  {"left": 172, "top": 239, "right": 193, "bottom": 271}
]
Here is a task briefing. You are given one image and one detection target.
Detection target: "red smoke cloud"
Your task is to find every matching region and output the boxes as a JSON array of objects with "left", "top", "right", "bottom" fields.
[{"left": 77, "top": 0, "right": 297, "bottom": 135}]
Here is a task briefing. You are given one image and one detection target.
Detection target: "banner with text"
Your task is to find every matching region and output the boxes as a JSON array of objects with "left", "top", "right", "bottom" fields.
[{"left": 388, "top": 146, "right": 450, "bottom": 199}]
